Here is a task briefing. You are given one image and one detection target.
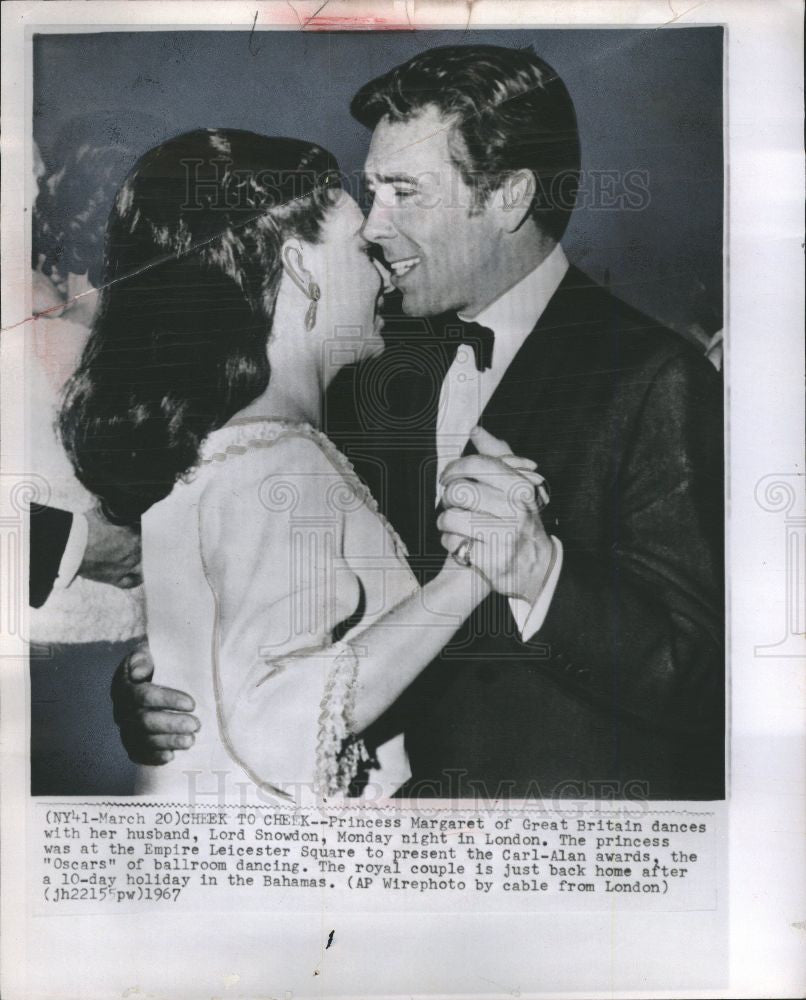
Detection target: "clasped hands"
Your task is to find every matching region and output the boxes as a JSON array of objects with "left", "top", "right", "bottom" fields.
[{"left": 438, "top": 426, "right": 554, "bottom": 606}]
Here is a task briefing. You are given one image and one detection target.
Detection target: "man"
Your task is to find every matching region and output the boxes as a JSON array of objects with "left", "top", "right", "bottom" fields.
[{"left": 114, "top": 45, "right": 724, "bottom": 799}]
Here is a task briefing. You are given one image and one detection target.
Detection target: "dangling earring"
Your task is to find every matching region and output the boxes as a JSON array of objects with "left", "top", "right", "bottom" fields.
[
  {"left": 304, "top": 280, "right": 320, "bottom": 332},
  {"left": 282, "top": 244, "right": 321, "bottom": 332}
]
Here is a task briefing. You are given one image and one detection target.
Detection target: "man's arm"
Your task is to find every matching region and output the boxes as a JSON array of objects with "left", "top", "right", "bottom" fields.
[
  {"left": 439, "top": 352, "right": 723, "bottom": 740},
  {"left": 534, "top": 352, "right": 723, "bottom": 739}
]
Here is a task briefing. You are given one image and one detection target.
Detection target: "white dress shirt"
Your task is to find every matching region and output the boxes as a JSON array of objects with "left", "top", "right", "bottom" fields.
[{"left": 435, "top": 243, "right": 569, "bottom": 642}]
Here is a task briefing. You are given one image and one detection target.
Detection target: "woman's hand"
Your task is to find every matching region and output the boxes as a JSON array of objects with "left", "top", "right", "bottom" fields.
[{"left": 433, "top": 549, "right": 494, "bottom": 603}]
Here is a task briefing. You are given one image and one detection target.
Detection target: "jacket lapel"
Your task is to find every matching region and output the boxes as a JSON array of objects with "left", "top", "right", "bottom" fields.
[
  {"left": 468, "top": 267, "right": 601, "bottom": 539},
  {"left": 467, "top": 266, "right": 587, "bottom": 456}
]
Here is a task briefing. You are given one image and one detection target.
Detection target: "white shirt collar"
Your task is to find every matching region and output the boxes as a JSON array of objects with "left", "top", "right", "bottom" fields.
[{"left": 457, "top": 243, "right": 569, "bottom": 372}]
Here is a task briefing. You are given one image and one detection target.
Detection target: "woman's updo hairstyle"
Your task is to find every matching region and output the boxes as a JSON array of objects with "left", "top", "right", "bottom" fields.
[{"left": 60, "top": 128, "right": 341, "bottom": 523}]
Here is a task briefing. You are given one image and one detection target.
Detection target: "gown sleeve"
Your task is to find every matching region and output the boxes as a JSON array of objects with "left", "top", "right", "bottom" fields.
[{"left": 196, "top": 433, "right": 370, "bottom": 797}]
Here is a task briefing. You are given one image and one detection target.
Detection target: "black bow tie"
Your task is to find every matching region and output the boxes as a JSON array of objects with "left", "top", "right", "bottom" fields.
[{"left": 444, "top": 316, "right": 495, "bottom": 373}]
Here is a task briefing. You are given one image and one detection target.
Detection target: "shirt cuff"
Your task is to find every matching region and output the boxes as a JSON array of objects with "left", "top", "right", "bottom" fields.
[
  {"left": 509, "top": 536, "right": 563, "bottom": 643},
  {"left": 52, "top": 512, "right": 88, "bottom": 591}
]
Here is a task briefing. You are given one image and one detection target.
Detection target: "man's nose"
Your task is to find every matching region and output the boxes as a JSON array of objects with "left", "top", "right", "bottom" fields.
[{"left": 361, "top": 194, "right": 396, "bottom": 243}]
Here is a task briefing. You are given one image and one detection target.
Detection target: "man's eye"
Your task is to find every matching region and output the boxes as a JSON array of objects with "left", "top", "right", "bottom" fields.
[{"left": 394, "top": 189, "right": 416, "bottom": 200}]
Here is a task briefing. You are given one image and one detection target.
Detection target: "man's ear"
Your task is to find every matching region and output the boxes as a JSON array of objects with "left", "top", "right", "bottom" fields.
[{"left": 492, "top": 170, "right": 536, "bottom": 233}]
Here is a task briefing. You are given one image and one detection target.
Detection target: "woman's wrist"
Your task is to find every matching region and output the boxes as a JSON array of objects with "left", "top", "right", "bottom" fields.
[
  {"left": 434, "top": 558, "right": 492, "bottom": 606},
  {"left": 469, "top": 565, "right": 493, "bottom": 603}
]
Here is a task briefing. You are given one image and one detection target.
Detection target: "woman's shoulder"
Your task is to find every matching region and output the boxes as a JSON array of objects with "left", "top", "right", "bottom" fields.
[
  {"left": 187, "top": 416, "right": 409, "bottom": 568},
  {"left": 194, "top": 418, "right": 364, "bottom": 516}
]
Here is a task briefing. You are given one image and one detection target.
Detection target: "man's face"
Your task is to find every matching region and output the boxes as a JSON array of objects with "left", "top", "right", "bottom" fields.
[{"left": 362, "top": 106, "right": 502, "bottom": 318}]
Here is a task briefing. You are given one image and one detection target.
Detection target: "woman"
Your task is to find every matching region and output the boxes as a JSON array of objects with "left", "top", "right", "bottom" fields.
[{"left": 60, "top": 128, "right": 502, "bottom": 800}]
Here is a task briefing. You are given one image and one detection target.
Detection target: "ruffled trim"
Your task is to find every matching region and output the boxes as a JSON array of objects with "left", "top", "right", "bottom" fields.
[
  {"left": 314, "top": 643, "right": 371, "bottom": 797},
  {"left": 195, "top": 418, "right": 409, "bottom": 561}
]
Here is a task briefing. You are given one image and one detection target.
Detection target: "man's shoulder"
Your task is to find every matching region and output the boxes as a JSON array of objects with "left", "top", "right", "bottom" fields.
[{"left": 546, "top": 266, "right": 711, "bottom": 376}]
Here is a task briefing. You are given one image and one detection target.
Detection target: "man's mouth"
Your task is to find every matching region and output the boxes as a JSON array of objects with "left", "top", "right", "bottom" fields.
[{"left": 388, "top": 255, "right": 421, "bottom": 280}]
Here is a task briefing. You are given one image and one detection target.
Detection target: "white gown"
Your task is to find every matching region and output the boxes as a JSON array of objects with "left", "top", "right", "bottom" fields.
[{"left": 138, "top": 418, "right": 418, "bottom": 801}]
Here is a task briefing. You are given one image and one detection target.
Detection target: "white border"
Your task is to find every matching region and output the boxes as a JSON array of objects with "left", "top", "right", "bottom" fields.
[{"left": 2, "top": 2, "right": 804, "bottom": 997}]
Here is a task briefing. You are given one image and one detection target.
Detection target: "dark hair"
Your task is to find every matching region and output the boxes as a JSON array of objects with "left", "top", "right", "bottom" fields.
[
  {"left": 60, "top": 128, "right": 340, "bottom": 523},
  {"left": 351, "top": 44, "right": 580, "bottom": 241}
]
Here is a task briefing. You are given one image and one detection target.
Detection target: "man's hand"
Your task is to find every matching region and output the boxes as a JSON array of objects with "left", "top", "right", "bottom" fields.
[
  {"left": 79, "top": 507, "right": 142, "bottom": 588},
  {"left": 111, "top": 643, "right": 200, "bottom": 765},
  {"left": 438, "top": 426, "right": 554, "bottom": 604}
]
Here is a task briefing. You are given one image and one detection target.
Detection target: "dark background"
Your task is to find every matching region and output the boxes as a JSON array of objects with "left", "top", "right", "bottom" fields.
[{"left": 31, "top": 27, "right": 723, "bottom": 794}]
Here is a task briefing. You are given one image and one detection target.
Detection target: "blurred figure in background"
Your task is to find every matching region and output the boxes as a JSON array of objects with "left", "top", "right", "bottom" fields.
[
  {"left": 28, "top": 120, "right": 157, "bottom": 641},
  {"left": 685, "top": 275, "right": 724, "bottom": 372},
  {"left": 32, "top": 120, "right": 145, "bottom": 383},
  {"left": 28, "top": 117, "right": 168, "bottom": 794}
]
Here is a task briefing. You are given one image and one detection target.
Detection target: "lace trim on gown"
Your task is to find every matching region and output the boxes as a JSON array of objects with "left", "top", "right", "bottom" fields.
[
  {"left": 314, "top": 644, "right": 373, "bottom": 796},
  {"left": 198, "top": 417, "right": 405, "bottom": 797},
  {"left": 196, "top": 416, "right": 409, "bottom": 561}
]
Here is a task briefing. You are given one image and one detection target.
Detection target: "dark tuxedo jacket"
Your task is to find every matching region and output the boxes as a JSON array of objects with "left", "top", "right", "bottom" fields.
[
  {"left": 29, "top": 503, "right": 73, "bottom": 608},
  {"left": 327, "top": 266, "right": 724, "bottom": 800}
]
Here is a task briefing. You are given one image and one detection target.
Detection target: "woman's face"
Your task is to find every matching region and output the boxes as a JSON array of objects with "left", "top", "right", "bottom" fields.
[{"left": 308, "top": 192, "right": 387, "bottom": 364}]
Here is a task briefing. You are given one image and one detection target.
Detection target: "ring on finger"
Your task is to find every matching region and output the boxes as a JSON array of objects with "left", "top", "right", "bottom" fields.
[{"left": 452, "top": 537, "right": 474, "bottom": 568}]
